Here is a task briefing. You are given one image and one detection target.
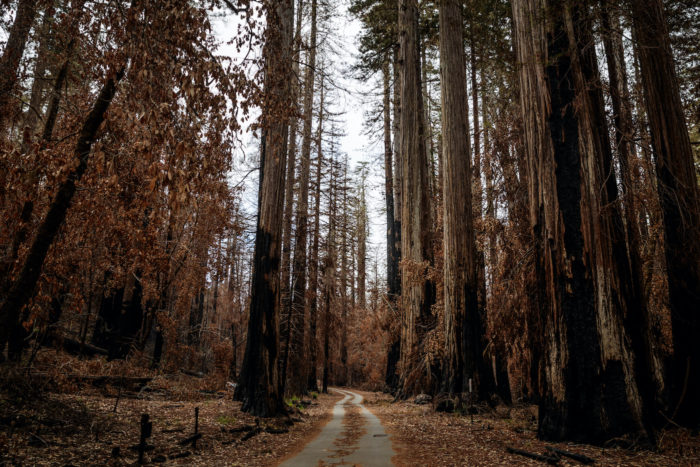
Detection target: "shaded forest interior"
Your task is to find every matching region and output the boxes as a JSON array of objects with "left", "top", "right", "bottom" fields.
[{"left": 1, "top": 0, "right": 700, "bottom": 460}]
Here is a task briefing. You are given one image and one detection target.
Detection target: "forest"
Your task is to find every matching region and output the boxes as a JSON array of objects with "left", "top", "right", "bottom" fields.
[{"left": 1, "top": 0, "right": 699, "bottom": 465}]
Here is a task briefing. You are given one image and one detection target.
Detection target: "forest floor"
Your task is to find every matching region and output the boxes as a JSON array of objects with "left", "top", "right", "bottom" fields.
[
  {"left": 358, "top": 390, "right": 700, "bottom": 466},
  {"left": 2, "top": 352, "right": 699, "bottom": 467},
  {"left": 0, "top": 353, "right": 343, "bottom": 466}
]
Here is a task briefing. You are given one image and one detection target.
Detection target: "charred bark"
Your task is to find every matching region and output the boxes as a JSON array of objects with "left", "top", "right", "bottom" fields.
[
  {"left": 512, "top": 0, "right": 647, "bottom": 443},
  {"left": 600, "top": 4, "right": 662, "bottom": 420},
  {"left": 631, "top": 0, "right": 700, "bottom": 430},
  {"left": 234, "top": 0, "right": 294, "bottom": 417},
  {"left": 279, "top": 0, "right": 303, "bottom": 389},
  {"left": 565, "top": 1, "right": 651, "bottom": 440}
]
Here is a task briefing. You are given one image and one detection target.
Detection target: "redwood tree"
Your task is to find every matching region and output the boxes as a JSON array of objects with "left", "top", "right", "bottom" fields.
[
  {"left": 512, "top": 0, "right": 647, "bottom": 442},
  {"left": 287, "top": 0, "right": 319, "bottom": 396},
  {"left": 398, "top": 0, "right": 434, "bottom": 395},
  {"left": 234, "top": 0, "right": 294, "bottom": 416},
  {"left": 438, "top": 0, "right": 480, "bottom": 397},
  {"left": 631, "top": 0, "right": 700, "bottom": 429}
]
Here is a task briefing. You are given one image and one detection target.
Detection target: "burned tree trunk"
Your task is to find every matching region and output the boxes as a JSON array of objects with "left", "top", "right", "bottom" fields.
[
  {"left": 631, "top": 0, "right": 700, "bottom": 430},
  {"left": 234, "top": 0, "right": 294, "bottom": 417},
  {"left": 512, "top": 0, "right": 647, "bottom": 443},
  {"left": 338, "top": 159, "right": 350, "bottom": 387},
  {"left": 92, "top": 272, "right": 144, "bottom": 360},
  {"left": 281, "top": 0, "right": 304, "bottom": 304},
  {"left": 600, "top": 3, "right": 663, "bottom": 414},
  {"left": 279, "top": 0, "right": 303, "bottom": 389},
  {"left": 21, "top": 5, "right": 53, "bottom": 140},
  {"left": 564, "top": 1, "right": 649, "bottom": 440},
  {"left": 287, "top": 0, "right": 318, "bottom": 396},
  {"left": 357, "top": 177, "right": 367, "bottom": 310}
]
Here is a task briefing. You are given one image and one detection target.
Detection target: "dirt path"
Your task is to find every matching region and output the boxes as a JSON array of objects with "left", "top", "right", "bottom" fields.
[{"left": 279, "top": 389, "right": 396, "bottom": 466}]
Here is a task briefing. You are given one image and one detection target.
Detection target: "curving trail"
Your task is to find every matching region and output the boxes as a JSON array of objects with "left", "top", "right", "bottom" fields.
[{"left": 279, "top": 389, "right": 395, "bottom": 467}]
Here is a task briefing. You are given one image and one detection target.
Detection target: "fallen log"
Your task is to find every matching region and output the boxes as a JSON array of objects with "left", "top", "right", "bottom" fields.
[
  {"left": 506, "top": 447, "right": 559, "bottom": 465},
  {"left": 28, "top": 373, "right": 152, "bottom": 390},
  {"left": 546, "top": 446, "right": 594, "bottom": 464},
  {"left": 45, "top": 331, "right": 108, "bottom": 357}
]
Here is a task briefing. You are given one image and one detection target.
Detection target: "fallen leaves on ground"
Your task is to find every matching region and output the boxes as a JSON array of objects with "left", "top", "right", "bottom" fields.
[
  {"left": 358, "top": 391, "right": 700, "bottom": 467},
  {"left": 0, "top": 375, "right": 340, "bottom": 466}
]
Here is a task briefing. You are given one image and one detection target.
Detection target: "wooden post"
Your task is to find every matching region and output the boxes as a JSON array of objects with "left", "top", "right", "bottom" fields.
[
  {"left": 193, "top": 407, "right": 199, "bottom": 449},
  {"left": 138, "top": 413, "right": 152, "bottom": 464}
]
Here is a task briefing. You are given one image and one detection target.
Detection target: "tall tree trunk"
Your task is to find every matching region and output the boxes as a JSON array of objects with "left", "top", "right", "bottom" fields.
[
  {"left": 438, "top": 0, "right": 479, "bottom": 397},
  {"left": 234, "top": 0, "right": 294, "bottom": 416},
  {"left": 564, "top": 1, "right": 649, "bottom": 440},
  {"left": 286, "top": 0, "right": 317, "bottom": 396},
  {"left": 392, "top": 47, "right": 402, "bottom": 281},
  {"left": 600, "top": 0, "right": 663, "bottom": 429},
  {"left": 631, "top": 0, "right": 700, "bottom": 430},
  {"left": 398, "top": 0, "right": 434, "bottom": 395},
  {"left": 382, "top": 53, "right": 399, "bottom": 308},
  {"left": 383, "top": 57, "right": 397, "bottom": 298},
  {"left": 322, "top": 157, "right": 337, "bottom": 394},
  {"left": 307, "top": 74, "right": 324, "bottom": 392},
  {"left": 469, "top": 23, "right": 480, "bottom": 208},
  {"left": 0, "top": 0, "right": 39, "bottom": 136},
  {"left": 469, "top": 20, "right": 490, "bottom": 392},
  {"left": 421, "top": 44, "right": 435, "bottom": 204},
  {"left": 514, "top": 0, "right": 596, "bottom": 440},
  {"left": 357, "top": 176, "right": 367, "bottom": 310},
  {"left": 512, "top": 0, "right": 640, "bottom": 442},
  {"left": 0, "top": 66, "right": 125, "bottom": 357},
  {"left": 479, "top": 72, "right": 497, "bottom": 399},
  {"left": 385, "top": 48, "right": 402, "bottom": 393},
  {"left": 279, "top": 0, "right": 303, "bottom": 386},
  {"left": 339, "top": 158, "right": 349, "bottom": 386}
]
